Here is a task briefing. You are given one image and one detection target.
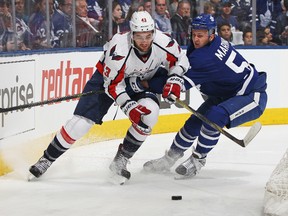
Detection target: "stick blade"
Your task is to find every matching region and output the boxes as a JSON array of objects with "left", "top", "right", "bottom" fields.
[{"left": 243, "top": 122, "right": 262, "bottom": 147}]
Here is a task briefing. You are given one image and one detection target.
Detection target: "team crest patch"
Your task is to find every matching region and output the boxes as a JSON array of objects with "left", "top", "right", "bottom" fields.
[
  {"left": 109, "top": 45, "right": 125, "bottom": 61},
  {"left": 166, "top": 40, "right": 175, "bottom": 48}
]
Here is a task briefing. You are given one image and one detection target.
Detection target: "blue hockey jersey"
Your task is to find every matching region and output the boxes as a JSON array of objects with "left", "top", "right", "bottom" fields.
[{"left": 184, "top": 35, "right": 259, "bottom": 99}]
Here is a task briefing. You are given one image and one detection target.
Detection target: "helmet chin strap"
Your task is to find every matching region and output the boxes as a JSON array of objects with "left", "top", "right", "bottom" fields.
[{"left": 130, "top": 39, "right": 146, "bottom": 54}]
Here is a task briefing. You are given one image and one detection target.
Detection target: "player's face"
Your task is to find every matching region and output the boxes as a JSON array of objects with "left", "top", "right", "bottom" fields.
[
  {"left": 133, "top": 31, "right": 154, "bottom": 52},
  {"left": 191, "top": 29, "right": 213, "bottom": 48}
]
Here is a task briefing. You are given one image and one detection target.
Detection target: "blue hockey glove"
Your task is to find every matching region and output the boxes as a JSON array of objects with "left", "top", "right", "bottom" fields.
[{"left": 125, "top": 77, "right": 146, "bottom": 96}]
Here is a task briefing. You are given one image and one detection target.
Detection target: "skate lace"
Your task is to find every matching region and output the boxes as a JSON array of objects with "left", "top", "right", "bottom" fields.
[
  {"left": 182, "top": 156, "right": 205, "bottom": 172},
  {"left": 150, "top": 152, "right": 172, "bottom": 168},
  {"left": 151, "top": 157, "right": 168, "bottom": 169},
  {"left": 164, "top": 151, "right": 177, "bottom": 166},
  {"left": 151, "top": 151, "right": 180, "bottom": 168},
  {"left": 191, "top": 157, "right": 205, "bottom": 172},
  {"left": 35, "top": 157, "right": 52, "bottom": 173},
  {"left": 115, "top": 154, "right": 130, "bottom": 170}
]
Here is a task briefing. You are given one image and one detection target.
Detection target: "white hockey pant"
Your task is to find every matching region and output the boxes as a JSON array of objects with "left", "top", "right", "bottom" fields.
[{"left": 56, "top": 115, "right": 94, "bottom": 149}]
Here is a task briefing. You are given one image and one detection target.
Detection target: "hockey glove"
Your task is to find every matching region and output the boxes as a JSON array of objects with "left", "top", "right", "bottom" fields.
[
  {"left": 125, "top": 77, "right": 146, "bottom": 96},
  {"left": 121, "top": 100, "right": 152, "bottom": 135},
  {"left": 162, "top": 75, "right": 184, "bottom": 104}
]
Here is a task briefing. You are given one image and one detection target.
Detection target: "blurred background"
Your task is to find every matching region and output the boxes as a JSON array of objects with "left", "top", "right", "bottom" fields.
[{"left": 0, "top": 0, "right": 287, "bottom": 53}]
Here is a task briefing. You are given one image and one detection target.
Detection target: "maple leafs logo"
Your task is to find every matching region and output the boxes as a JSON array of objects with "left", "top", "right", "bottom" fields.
[{"left": 109, "top": 45, "right": 125, "bottom": 61}]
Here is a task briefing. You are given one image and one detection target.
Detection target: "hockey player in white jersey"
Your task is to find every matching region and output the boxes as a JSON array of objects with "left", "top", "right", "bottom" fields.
[{"left": 29, "top": 11, "right": 189, "bottom": 183}]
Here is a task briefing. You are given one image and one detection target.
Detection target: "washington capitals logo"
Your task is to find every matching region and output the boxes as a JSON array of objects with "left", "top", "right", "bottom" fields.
[
  {"left": 166, "top": 39, "right": 175, "bottom": 48},
  {"left": 109, "top": 45, "right": 125, "bottom": 61}
]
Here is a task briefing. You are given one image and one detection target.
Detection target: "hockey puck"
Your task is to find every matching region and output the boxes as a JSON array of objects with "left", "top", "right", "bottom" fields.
[{"left": 171, "top": 195, "right": 182, "bottom": 200}]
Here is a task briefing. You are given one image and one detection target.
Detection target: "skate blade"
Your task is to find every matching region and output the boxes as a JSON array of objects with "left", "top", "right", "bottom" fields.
[
  {"left": 109, "top": 173, "right": 128, "bottom": 185},
  {"left": 142, "top": 163, "right": 171, "bottom": 174},
  {"left": 142, "top": 168, "right": 172, "bottom": 175},
  {"left": 174, "top": 173, "right": 196, "bottom": 180},
  {"left": 27, "top": 173, "right": 38, "bottom": 182}
]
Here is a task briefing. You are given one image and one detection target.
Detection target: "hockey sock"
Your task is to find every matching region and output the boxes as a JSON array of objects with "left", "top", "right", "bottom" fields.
[
  {"left": 195, "top": 124, "right": 220, "bottom": 156},
  {"left": 121, "top": 131, "right": 144, "bottom": 159},
  {"left": 195, "top": 106, "right": 229, "bottom": 155},
  {"left": 44, "top": 127, "right": 75, "bottom": 162},
  {"left": 170, "top": 114, "right": 202, "bottom": 153}
]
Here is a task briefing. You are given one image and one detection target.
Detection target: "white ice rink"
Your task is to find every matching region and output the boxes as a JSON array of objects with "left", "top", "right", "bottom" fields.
[{"left": 0, "top": 125, "right": 287, "bottom": 216}]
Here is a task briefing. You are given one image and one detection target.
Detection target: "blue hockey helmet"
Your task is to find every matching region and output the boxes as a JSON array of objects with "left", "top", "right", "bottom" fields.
[{"left": 191, "top": 13, "right": 216, "bottom": 35}]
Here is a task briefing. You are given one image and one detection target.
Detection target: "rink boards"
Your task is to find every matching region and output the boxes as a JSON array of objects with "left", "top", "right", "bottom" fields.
[{"left": 0, "top": 48, "right": 287, "bottom": 175}]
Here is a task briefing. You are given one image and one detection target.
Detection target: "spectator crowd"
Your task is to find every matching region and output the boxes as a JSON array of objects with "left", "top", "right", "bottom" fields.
[{"left": 1, "top": 0, "right": 288, "bottom": 52}]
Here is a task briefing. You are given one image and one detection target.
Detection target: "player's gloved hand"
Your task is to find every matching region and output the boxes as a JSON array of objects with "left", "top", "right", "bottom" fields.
[
  {"left": 125, "top": 77, "right": 146, "bottom": 96},
  {"left": 162, "top": 75, "right": 184, "bottom": 104},
  {"left": 121, "top": 100, "right": 152, "bottom": 134}
]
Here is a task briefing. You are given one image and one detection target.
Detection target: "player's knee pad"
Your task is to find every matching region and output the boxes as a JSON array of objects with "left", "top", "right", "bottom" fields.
[
  {"left": 63, "top": 115, "right": 94, "bottom": 140},
  {"left": 205, "top": 106, "right": 229, "bottom": 128}
]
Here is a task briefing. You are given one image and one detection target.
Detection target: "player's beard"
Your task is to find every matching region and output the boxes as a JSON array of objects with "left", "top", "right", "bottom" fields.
[{"left": 134, "top": 41, "right": 153, "bottom": 54}]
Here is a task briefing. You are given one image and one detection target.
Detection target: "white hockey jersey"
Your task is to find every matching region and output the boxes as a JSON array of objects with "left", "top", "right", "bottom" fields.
[{"left": 96, "top": 29, "right": 189, "bottom": 106}]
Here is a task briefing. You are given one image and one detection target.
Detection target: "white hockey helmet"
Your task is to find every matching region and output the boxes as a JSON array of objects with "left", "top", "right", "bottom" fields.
[{"left": 130, "top": 11, "right": 155, "bottom": 34}]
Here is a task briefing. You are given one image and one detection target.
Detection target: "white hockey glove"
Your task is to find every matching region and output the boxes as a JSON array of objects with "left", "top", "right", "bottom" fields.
[
  {"left": 162, "top": 75, "right": 184, "bottom": 104},
  {"left": 121, "top": 100, "right": 152, "bottom": 135}
]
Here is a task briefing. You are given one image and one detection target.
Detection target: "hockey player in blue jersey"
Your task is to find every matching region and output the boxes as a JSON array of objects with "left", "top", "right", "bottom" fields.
[{"left": 143, "top": 13, "right": 268, "bottom": 179}]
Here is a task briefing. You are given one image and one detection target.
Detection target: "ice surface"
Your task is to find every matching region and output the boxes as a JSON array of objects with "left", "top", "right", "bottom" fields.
[{"left": 0, "top": 125, "right": 287, "bottom": 216}]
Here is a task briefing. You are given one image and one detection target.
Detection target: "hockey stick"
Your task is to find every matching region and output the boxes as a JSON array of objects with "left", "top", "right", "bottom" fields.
[
  {"left": 0, "top": 89, "right": 105, "bottom": 113},
  {"left": 175, "top": 98, "right": 262, "bottom": 147}
]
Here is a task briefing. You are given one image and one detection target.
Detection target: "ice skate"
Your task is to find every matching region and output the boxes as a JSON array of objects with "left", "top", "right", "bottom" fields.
[
  {"left": 28, "top": 156, "right": 53, "bottom": 181},
  {"left": 143, "top": 149, "right": 183, "bottom": 173},
  {"left": 109, "top": 144, "right": 131, "bottom": 185},
  {"left": 174, "top": 150, "right": 206, "bottom": 180}
]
